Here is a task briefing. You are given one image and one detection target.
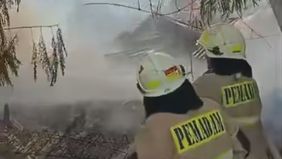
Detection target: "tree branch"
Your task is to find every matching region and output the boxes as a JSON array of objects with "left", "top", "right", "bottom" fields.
[
  {"left": 84, "top": 2, "right": 201, "bottom": 30},
  {"left": 148, "top": 0, "right": 155, "bottom": 17},
  {"left": 175, "top": 0, "right": 180, "bottom": 11},
  {"left": 84, "top": 2, "right": 195, "bottom": 16},
  {"left": 156, "top": 0, "right": 162, "bottom": 15},
  {"left": 4, "top": 24, "right": 59, "bottom": 30},
  {"left": 85, "top": 2, "right": 151, "bottom": 13},
  {"left": 236, "top": 20, "right": 272, "bottom": 47},
  {"left": 165, "top": 16, "right": 202, "bottom": 30},
  {"left": 137, "top": 0, "right": 141, "bottom": 10}
]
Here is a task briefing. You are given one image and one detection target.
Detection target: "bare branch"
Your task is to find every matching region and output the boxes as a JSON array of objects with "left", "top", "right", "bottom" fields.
[
  {"left": 84, "top": 2, "right": 201, "bottom": 30},
  {"left": 175, "top": 0, "right": 180, "bottom": 11},
  {"left": 4, "top": 24, "right": 59, "bottom": 30},
  {"left": 156, "top": 0, "right": 162, "bottom": 14},
  {"left": 236, "top": 20, "right": 272, "bottom": 47},
  {"left": 85, "top": 2, "right": 151, "bottom": 13},
  {"left": 165, "top": 16, "right": 202, "bottom": 30},
  {"left": 137, "top": 0, "right": 140, "bottom": 10},
  {"left": 148, "top": 0, "right": 155, "bottom": 17},
  {"left": 84, "top": 2, "right": 195, "bottom": 16}
]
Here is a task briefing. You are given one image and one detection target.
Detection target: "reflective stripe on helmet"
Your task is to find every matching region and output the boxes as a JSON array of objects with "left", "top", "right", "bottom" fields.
[
  {"left": 144, "top": 80, "right": 161, "bottom": 90},
  {"left": 196, "top": 23, "right": 246, "bottom": 60},
  {"left": 137, "top": 52, "right": 186, "bottom": 97},
  {"left": 229, "top": 43, "right": 243, "bottom": 53}
]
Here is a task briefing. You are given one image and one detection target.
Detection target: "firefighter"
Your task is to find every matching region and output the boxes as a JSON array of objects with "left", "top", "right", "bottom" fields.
[
  {"left": 134, "top": 52, "right": 247, "bottom": 159},
  {"left": 193, "top": 23, "right": 281, "bottom": 159}
]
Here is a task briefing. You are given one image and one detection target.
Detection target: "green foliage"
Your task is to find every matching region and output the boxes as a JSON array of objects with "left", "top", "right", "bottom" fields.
[
  {"left": 0, "top": 35, "right": 20, "bottom": 86},
  {"left": 50, "top": 36, "right": 58, "bottom": 86},
  {"left": 200, "top": 0, "right": 260, "bottom": 25},
  {"left": 0, "top": 0, "right": 21, "bottom": 86},
  {"left": 31, "top": 42, "right": 38, "bottom": 81},
  {"left": 0, "top": 0, "right": 67, "bottom": 87},
  {"left": 32, "top": 27, "right": 67, "bottom": 86},
  {"left": 85, "top": 0, "right": 261, "bottom": 30},
  {"left": 57, "top": 28, "right": 67, "bottom": 76},
  {"left": 38, "top": 33, "right": 51, "bottom": 82}
]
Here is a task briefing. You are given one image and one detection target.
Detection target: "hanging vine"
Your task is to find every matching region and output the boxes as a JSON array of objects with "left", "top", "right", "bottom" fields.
[
  {"left": 0, "top": 0, "right": 22, "bottom": 86},
  {"left": 57, "top": 27, "right": 67, "bottom": 76},
  {"left": 199, "top": 0, "right": 260, "bottom": 25},
  {"left": 28, "top": 26, "right": 67, "bottom": 86},
  {"left": 31, "top": 41, "right": 38, "bottom": 81},
  {"left": 0, "top": 0, "right": 68, "bottom": 87},
  {"left": 0, "top": 34, "right": 20, "bottom": 86},
  {"left": 38, "top": 29, "right": 51, "bottom": 82},
  {"left": 50, "top": 35, "right": 58, "bottom": 86},
  {"left": 2, "top": 25, "right": 67, "bottom": 87}
]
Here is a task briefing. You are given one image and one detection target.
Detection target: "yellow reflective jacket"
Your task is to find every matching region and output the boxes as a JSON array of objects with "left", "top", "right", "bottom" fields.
[
  {"left": 135, "top": 98, "right": 246, "bottom": 159},
  {"left": 193, "top": 73, "right": 278, "bottom": 159}
]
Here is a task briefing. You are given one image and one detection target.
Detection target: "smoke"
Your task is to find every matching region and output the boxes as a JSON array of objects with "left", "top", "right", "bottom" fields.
[
  {"left": 0, "top": 0, "right": 281, "bottom": 141},
  {"left": 0, "top": 0, "right": 150, "bottom": 106},
  {"left": 0, "top": 0, "right": 150, "bottom": 134},
  {"left": 235, "top": 5, "right": 282, "bottom": 146}
]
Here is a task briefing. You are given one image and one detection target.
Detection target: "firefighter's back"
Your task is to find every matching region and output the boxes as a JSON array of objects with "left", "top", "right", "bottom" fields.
[
  {"left": 193, "top": 73, "right": 270, "bottom": 159},
  {"left": 135, "top": 98, "right": 236, "bottom": 159}
]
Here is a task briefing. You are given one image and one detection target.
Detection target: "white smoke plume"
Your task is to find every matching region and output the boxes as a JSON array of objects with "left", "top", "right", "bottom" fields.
[{"left": 0, "top": 1, "right": 281, "bottom": 145}]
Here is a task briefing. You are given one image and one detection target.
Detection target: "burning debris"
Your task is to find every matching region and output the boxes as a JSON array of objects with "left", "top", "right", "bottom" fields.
[
  {"left": 6, "top": 130, "right": 131, "bottom": 159},
  {"left": 0, "top": 102, "right": 142, "bottom": 159}
]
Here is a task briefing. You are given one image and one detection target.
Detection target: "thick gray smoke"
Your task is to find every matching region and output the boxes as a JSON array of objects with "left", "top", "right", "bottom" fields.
[
  {"left": 0, "top": 0, "right": 281, "bottom": 144},
  {"left": 235, "top": 5, "right": 282, "bottom": 146},
  {"left": 0, "top": 0, "right": 151, "bottom": 134},
  {"left": 0, "top": 0, "right": 200, "bottom": 133},
  {"left": 0, "top": 0, "right": 148, "bottom": 105}
]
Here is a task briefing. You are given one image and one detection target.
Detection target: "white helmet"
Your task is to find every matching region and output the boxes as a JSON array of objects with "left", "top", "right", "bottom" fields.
[
  {"left": 197, "top": 23, "right": 246, "bottom": 60},
  {"left": 137, "top": 52, "right": 187, "bottom": 97}
]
